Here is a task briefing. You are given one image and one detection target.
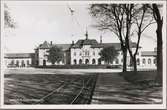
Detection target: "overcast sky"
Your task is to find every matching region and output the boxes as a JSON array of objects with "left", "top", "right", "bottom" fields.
[{"left": 3, "top": 1, "right": 161, "bottom": 53}]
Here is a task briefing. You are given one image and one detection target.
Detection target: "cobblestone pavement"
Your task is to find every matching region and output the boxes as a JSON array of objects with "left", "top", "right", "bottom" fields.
[{"left": 91, "top": 73, "right": 162, "bottom": 104}]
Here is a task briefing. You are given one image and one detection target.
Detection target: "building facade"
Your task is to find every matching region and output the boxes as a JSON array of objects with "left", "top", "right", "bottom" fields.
[{"left": 4, "top": 33, "right": 157, "bottom": 69}]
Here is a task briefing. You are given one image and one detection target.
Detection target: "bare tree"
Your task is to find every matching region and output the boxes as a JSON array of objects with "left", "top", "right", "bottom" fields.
[
  {"left": 125, "top": 4, "right": 155, "bottom": 72},
  {"left": 4, "top": 4, "right": 16, "bottom": 28},
  {"left": 90, "top": 4, "right": 156, "bottom": 73},
  {"left": 90, "top": 4, "right": 128, "bottom": 72}
]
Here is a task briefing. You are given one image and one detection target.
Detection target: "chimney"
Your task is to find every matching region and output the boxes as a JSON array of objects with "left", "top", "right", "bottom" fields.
[
  {"left": 85, "top": 27, "right": 88, "bottom": 40},
  {"left": 72, "top": 40, "right": 74, "bottom": 45},
  {"left": 100, "top": 35, "right": 102, "bottom": 43},
  {"left": 50, "top": 41, "right": 52, "bottom": 46}
]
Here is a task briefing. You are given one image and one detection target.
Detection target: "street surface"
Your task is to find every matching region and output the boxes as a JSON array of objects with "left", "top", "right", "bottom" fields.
[
  {"left": 4, "top": 68, "right": 162, "bottom": 104},
  {"left": 91, "top": 73, "right": 162, "bottom": 104}
]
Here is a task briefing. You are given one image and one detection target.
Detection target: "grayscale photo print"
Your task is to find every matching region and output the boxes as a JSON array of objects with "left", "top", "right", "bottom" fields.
[{"left": 0, "top": 0, "right": 166, "bottom": 109}]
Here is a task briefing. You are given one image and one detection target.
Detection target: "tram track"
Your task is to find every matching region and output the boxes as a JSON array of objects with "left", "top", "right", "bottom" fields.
[{"left": 5, "top": 74, "right": 98, "bottom": 104}]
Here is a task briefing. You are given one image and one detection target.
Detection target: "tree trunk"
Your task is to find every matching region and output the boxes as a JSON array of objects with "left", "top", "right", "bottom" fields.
[
  {"left": 156, "top": 20, "right": 163, "bottom": 84},
  {"left": 122, "top": 48, "right": 127, "bottom": 72},
  {"left": 133, "top": 55, "right": 137, "bottom": 73},
  {"left": 152, "top": 4, "right": 163, "bottom": 84}
]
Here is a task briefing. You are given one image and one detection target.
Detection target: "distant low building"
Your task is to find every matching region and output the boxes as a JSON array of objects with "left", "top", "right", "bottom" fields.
[{"left": 4, "top": 53, "right": 35, "bottom": 68}]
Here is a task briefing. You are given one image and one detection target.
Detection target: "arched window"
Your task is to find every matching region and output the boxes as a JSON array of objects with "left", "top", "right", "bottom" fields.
[
  {"left": 137, "top": 58, "right": 140, "bottom": 65},
  {"left": 115, "top": 59, "right": 119, "bottom": 64},
  {"left": 79, "top": 59, "right": 82, "bottom": 64},
  {"left": 92, "top": 59, "right": 96, "bottom": 64},
  {"left": 148, "top": 58, "right": 151, "bottom": 64},
  {"left": 142, "top": 59, "right": 146, "bottom": 64},
  {"left": 74, "top": 59, "right": 77, "bottom": 65},
  {"left": 85, "top": 59, "right": 89, "bottom": 64}
]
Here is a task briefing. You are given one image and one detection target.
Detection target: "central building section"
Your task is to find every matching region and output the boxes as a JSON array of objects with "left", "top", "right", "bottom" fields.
[{"left": 71, "top": 31, "right": 103, "bottom": 65}]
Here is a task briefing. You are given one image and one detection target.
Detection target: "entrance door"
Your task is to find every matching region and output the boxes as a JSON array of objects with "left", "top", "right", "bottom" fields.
[
  {"left": 43, "top": 60, "right": 46, "bottom": 66},
  {"left": 85, "top": 59, "right": 89, "bottom": 64},
  {"left": 98, "top": 58, "right": 101, "bottom": 65}
]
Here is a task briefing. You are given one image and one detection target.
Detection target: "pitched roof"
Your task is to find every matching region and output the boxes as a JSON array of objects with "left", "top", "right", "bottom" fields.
[
  {"left": 37, "top": 41, "right": 72, "bottom": 51},
  {"left": 54, "top": 44, "right": 71, "bottom": 51},
  {"left": 91, "top": 43, "right": 121, "bottom": 49},
  {"left": 141, "top": 51, "right": 157, "bottom": 56},
  {"left": 71, "top": 38, "right": 138, "bottom": 49},
  {"left": 37, "top": 40, "right": 138, "bottom": 50},
  {"left": 71, "top": 39, "right": 98, "bottom": 48},
  {"left": 4, "top": 53, "right": 34, "bottom": 58},
  {"left": 38, "top": 41, "right": 51, "bottom": 49}
]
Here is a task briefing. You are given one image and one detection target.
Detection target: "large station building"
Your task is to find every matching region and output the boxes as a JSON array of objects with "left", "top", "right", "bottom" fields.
[{"left": 4, "top": 32, "right": 157, "bottom": 69}]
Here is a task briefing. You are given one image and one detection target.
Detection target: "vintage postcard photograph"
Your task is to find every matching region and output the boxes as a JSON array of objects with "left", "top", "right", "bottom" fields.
[{"left": 0, "top": 0, "right": 166, "bottom": 109}]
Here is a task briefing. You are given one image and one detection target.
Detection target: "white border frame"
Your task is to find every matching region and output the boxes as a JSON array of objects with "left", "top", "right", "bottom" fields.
[{"left": 0, "top": 0, "right": 166, "bottom": 109}]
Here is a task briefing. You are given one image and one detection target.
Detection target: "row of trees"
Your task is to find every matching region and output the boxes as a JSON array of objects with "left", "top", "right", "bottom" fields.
[{"left": 89, "top": 4, "right": 163, "bottom": 83}]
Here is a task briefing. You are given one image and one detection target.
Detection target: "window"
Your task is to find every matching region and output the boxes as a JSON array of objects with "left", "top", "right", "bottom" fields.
[
  {"left": 21, "top": 60, "right": 25, "bottom": 67},
  {"left": 121, "top": 58, "right": 123, "bottom": 63},
  {"left": 85, "top": 59, "right": 89, "bottom": 64},
  {"left": 43, "top": 60, "right": 46, "bottom": 66},
  {"left": 142, "top": 59, "right": 146, "bottom": 64},
  {"left": 16, "top": 60, "right": 19, "bottom": 67},
  {"left": 85, "top": 50, "right": 89, "bottom": 56},
  {"left": 11, "top": 60, "right": 14, "bottom": 65},
  {"left": 93, "top": 51, "right": 95, "bottom": 56},
  {"left": 79, "top": 59, "right": 82, "bottom": 64},
  {"left": 116, "top": 59, "right": 119, "bottom": 64},
  {"left": 27, "top": 60, "right": 29, "bottom": 65},
  {"left": 74, "top": 59, "right": 77, "bottom": 65},
  {"left": 92, "top": 59, "right": 96, "bottom": 64},
  {"left": 74, "top": 52, "right": 76, "bottom": 56},
  {"left": 79, "top": 52, "right": 82, "bottom": 56},
  {"left": 154, "top": 58, "right": 156, "bottom": 64},
  {"left": 137, "top": 58, "right": 140, "bottom": 65},
  {"left": 148, "top": 58, "right": 151, "bottom": 64},
  {"left": 98, "top": 58, "right": 101, "bottom": 65}
]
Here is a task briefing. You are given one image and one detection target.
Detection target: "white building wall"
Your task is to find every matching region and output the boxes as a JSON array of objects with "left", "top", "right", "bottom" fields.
[
  {"left": 5, "top": 58, "right": 32, "bottom": 67},
  {"left": 38, "top": 48, "right": 66, "bottom": 66},
  {"left": 71, "top": 45, "right": 103, "bottom": 65},
  {"left": 139, "top": 56, "right": 156, "bottom": 68}
]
